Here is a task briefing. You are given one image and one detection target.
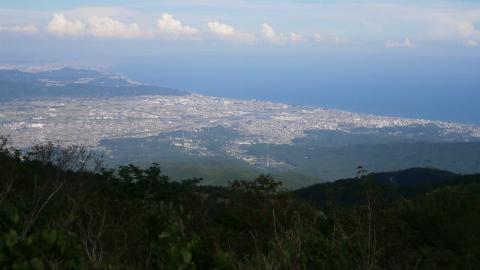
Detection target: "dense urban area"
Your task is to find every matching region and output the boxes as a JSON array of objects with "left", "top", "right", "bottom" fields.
[{"left": 2, "top": 92, "right": 480, "bottom": 162}]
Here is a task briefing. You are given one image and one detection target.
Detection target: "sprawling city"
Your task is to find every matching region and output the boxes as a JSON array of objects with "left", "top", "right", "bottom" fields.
[{"left": 1, "top": 88, "right": 480, "bottom": 158}]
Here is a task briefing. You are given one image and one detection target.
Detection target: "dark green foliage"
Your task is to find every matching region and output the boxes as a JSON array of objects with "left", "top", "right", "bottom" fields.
[
  {"left": 294, "top": 167, "right": 460, "bottom": 207},
  {"left": 0, "top": 204, "right": 87, "bottom": 269},
  {"left": 1, "top": 139, "right": 480, "bottom": 269},
  {"left": 383, "top": 183, "right": 480, "bottom": 269}
]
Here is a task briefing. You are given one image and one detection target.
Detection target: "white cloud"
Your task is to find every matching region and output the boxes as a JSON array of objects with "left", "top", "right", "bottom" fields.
[
  {"left": 208, "top": 21, "right": 235, "bottom": 36},
  {"left": 0, "top": 24, "right": 38, "bottom": 34},
  {"left": 465, "top": 39, "right": 479, "bottom": 47},
  {"left": 261, "top": 24, "right": 274, "bottom": 38},
  {"left": 261, "top": 23, "right": 305, "bottom": 44},
  {"left": 88, "top": 16, "right": 143, "bottom": 38},
  {"left": 3, "top": 3, "right": 480, "bottom": 48},
  {"left": 314, "top": 33, "right": 347, "bottom": 45},
  {"left": 47, "top": 13, "right": 148, "bottom": 39},
  {"left": 384, "top": 38, "right": 415, "bottom": 48},
  {"left": 207, "top": 21, "right": 256, "bottom": 43},
  {"left": 47, "top": 13, "right": 86, "bottom": 36},
  {"left": 157, "top": 13, "right": 199, "bottom": 36}
]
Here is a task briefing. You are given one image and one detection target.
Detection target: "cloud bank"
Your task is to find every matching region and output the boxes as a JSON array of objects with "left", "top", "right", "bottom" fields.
[{"left": 1, "top": 3, "right": 478, "bottom": 49}]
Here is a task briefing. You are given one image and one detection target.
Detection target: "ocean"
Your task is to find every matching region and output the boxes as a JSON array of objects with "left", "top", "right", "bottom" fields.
[{"left": 112, "top": 51, "right": 480, "bottom": 125}]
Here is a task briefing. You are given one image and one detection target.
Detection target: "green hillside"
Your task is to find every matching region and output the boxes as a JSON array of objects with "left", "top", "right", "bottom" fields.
[{"left": 1, "top": 139, "right": 480, "bottom": 269}]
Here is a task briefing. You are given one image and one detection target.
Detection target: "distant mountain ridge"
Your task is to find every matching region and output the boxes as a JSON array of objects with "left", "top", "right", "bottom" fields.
[
  {"left": 293, "top": 167, "right": 479, "bottom": 206},
  {"left": 0, "top": 67, "right": 188, "bottom": 101}
]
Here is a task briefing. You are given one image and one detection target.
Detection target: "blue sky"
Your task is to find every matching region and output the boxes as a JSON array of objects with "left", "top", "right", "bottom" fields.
[{"left": 0, "top": 0, "right": 479, "bottom": 124}]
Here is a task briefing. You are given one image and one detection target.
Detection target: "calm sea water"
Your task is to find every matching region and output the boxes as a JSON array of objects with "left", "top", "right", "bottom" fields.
[{"left": 112, "top": 52, "right": 480, "bottom": 125}]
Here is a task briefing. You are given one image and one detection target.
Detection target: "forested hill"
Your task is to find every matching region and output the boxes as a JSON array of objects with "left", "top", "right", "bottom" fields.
[
  {"left": 1, "top": 140, "right": 480, "bottom": 269},
  {"left": 0, "top": 68, "right": 187, "bottom": 101},
  {"left": 293, "top": 167, "right": 479, "bottom": 207}
]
